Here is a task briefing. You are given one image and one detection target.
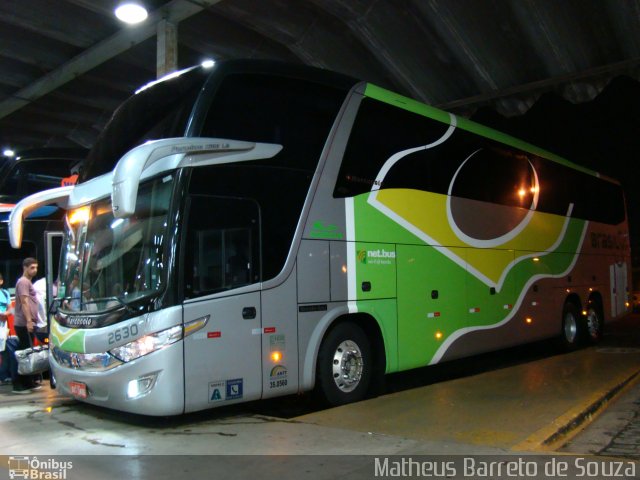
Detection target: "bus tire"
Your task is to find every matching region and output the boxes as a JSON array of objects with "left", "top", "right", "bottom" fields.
[
  {"left": 316, "top": 322, "right": 372, "bottom": 406},
  {"left": 584, "top": 304, "right": 604, "bottom": 344},
  {"left": 559, "top": 301, "right": 581, "bottom": 350}
]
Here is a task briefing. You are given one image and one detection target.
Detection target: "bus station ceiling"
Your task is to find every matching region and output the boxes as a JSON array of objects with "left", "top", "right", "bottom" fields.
[{"left": 1, "top": 0, "right": 640, "bottom": 154}]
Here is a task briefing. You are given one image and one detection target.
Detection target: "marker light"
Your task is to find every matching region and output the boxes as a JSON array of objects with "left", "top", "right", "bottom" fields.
[
  {"left": 270, "top": 351, "right": 283, "bottom": 363},
  {"left": 525, "top": 317, "right": 533, "bottom": 324},
  {"left": 184, "top": 316, "right": 209, "bottom": 337},
  {"left": 67, "top": 207, "right": 90, "bottom": 225},
  {"left": 115, "top": 2, "right": 148, "bottom": 24},
  {"left": 532, "top": 257, "right": 540, "bottom": 262},
  {"left": 582, "top": 310, "right": 588, "bottom": 316},
  {"left": 435, "top": 331, "right": 443, "bottom": 340}
]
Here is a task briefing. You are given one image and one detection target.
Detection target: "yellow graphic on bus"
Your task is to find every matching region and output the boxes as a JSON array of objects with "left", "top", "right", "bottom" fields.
[{"left": 374, "top": 189, "right": 570, "bottom": 286}]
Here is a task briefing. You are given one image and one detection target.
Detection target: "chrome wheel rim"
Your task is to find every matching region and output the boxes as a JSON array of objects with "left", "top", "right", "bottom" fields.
[
  {"left": 564, "top": 312, "right": 578, "bottom": 343},
  {"left": 586, "top": 308, "right": 601, "bottom": 339},
  {"left": 332, "top": 340, "right": 364, "bottom": 393}
]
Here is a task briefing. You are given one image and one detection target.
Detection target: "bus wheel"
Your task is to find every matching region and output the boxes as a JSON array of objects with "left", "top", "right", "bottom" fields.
[
  {"left": 316, "top": 322, "right": 371, "bottom": 406},
  {"left": 560, "top": 301, "right": 581, "bottom": 350},
  {"left": 585, "top": 305, "right": 604, "bottom": 343}
]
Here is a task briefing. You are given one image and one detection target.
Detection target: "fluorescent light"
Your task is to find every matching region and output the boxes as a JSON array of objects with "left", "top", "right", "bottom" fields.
[
  {"left": 134, "top": 66, "right": 196, "bottom": 94},
  {"left": 115, "top": 2, "right": 148, "bottom": 24}
]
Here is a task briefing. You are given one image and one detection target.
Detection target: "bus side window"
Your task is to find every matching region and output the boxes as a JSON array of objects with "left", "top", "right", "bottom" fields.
[{"left": 183, "top": 195, "right": 261, "bottom": 299}]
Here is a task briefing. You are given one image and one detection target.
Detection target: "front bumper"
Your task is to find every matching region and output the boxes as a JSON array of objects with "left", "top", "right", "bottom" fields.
[{"left": 51, "top": 341, "right": 185, "bottom": 416}]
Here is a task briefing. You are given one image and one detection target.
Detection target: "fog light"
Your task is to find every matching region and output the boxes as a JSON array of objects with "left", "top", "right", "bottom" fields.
[{"left": 127, "top": 372, "right": 159, "bottom": 399}]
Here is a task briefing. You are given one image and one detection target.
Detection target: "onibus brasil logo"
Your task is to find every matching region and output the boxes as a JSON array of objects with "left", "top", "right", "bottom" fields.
[{"left": 8, "top": 456, "right": 73, "bottom": 479}]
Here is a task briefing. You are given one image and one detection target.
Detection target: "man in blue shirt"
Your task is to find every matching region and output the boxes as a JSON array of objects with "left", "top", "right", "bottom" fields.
[{"left": 0, "top": 272, "right": 14, "bottom": 384}]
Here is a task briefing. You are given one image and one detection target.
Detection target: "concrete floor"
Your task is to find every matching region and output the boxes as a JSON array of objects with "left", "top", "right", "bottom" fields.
[{"left": 0, "top": 316, "right": 639, "bottom": 478}]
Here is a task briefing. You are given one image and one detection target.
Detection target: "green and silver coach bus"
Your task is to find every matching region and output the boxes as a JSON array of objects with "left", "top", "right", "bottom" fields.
[{"left": 9, "top": 60, "right": 630, "bottom": 415}]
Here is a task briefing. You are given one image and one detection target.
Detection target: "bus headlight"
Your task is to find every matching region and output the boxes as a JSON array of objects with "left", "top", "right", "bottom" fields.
[{"left": 109, "top": 325, "right": 182, "bottom": 363}]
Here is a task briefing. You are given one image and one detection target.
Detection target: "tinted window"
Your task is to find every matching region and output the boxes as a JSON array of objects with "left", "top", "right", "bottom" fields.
[
  {"left": 335, "top": 98, "right": 625, "bottom": 224},
  {"left": 334, "top": 98, "right": 454, "bottom": 197},
  {"left": 199, "top": 73, "right": 347, "bottom": 171},
  {"left": 184, "top": 195, "right": 260, "bottom": 298},
  {"left": 82, "top": 68, "right": 208, "bottom": 181},
  {"left": 531, "top": 158, "right": 625, "bottom": 224},
  {"left": 187, "top": 163, "right": 312, "bottom": 282},
  {"left": 186, "top": 73, "right": 349, "bottom": 283}
]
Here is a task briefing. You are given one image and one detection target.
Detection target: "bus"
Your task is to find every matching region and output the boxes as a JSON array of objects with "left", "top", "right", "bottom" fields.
[
  {"left": 8, "top": 60, "right": 630, "bottom": 415},
  {"left": 1, "top": 149, "right": 85, "bottom": 299}
]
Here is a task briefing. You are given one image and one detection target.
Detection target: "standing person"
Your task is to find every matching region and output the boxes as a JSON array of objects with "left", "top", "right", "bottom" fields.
[
  {"left": 0, "top": 273, "right": 12, "bottom": 384},
  {"left": 12, "top": 258, "right": 42, "bottom": 394},
  {"left": 32, "top": 277, "right": 49, "bottom": 343}
]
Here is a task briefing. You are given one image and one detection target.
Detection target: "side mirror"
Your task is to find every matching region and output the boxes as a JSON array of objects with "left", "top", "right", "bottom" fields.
[
  {"left": 9, "top": 186, "right": 73, "bottom": 248},
  {"left": 111, "top": 137, "right": 281, "bottom": 218}
]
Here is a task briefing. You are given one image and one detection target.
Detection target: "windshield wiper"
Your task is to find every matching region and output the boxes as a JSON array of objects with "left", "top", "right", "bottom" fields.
[
  {"left": 85, "top": 296, "right": 137, "bottom": 313},
  {"left": 53, "top": 295, "right": 136, "bottom": 314}
]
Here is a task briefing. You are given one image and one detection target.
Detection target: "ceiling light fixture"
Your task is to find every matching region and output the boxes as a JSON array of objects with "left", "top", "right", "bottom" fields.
[{"left": 115, "top": 2, "right": 149, "bottom": 24}]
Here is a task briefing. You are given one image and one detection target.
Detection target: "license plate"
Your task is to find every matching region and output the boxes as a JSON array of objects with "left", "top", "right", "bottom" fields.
[{"left": 69, "top": 381, "right": 88, "bottom": 399}]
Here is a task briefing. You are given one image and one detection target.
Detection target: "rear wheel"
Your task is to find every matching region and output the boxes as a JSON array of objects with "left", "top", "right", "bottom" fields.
[
  {"left": 560, "top": 301, "right": 581, "bottom": 350},
  {"left": 585, "top": 304, "right": 604, "bottom": 344},
  {"left": 316, "top": 322, "right": 371, "bottom": 406}
]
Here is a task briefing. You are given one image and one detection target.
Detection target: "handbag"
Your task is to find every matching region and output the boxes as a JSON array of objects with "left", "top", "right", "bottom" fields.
[{"left": 16, "top": 344, "right": 50, "bottom": 375}]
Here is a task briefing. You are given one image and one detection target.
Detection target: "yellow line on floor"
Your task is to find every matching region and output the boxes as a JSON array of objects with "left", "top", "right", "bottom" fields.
[{"left": 512, "top": 369, "right": 640, "bottom": 452}]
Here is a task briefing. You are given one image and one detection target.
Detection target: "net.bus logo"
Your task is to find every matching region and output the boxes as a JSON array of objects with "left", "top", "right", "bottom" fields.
[
  {"left": 8, "top": 456, "right": 73, "bottom": 479},
  {"left": 357, "top": 249, "right": 396, "bottom": 265}
]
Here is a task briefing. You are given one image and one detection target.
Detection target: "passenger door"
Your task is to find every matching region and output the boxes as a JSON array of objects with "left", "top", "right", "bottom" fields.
[
  {"left": 181, "top": 195, "right": 263, "bottom": 412},
  {"left": 182, "top": 291, "right": 262, "bottom": 412},
  {"left": 44, "top": 231, "right": 63, "bottom": 314}
]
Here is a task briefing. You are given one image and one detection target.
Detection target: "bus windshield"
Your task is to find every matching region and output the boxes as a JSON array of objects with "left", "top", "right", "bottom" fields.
[
  {"left": 58, "top": 174, "right": 173, "bottom": 312},
  {"left": 80, "top": 67, "right": 208, "bottom": 181}
]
